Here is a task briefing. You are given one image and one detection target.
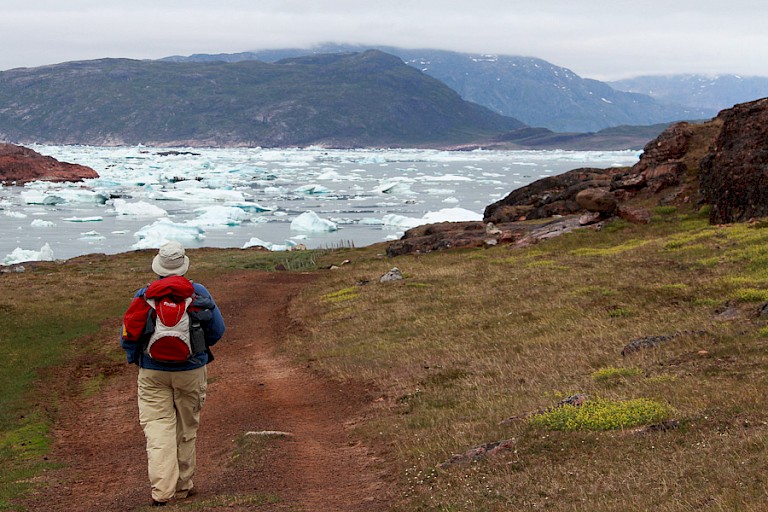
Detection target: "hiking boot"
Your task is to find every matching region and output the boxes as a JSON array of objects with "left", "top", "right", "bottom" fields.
[
  {"left": 175, "top": 487, "right": 197, "bottom": 499},
  {"left": 151, "top": 499, "right": 167, "bottom": 507}
]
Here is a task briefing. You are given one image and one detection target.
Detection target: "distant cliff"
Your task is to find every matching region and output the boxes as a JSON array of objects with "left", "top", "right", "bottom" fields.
[{"left": 0, "top": 50, "right": 524, "bottom": 148}]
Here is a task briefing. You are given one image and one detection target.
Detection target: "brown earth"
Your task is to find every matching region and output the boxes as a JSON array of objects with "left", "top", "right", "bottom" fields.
[{"left": 19, "top": 271, "right": 394, "bottom": 511}]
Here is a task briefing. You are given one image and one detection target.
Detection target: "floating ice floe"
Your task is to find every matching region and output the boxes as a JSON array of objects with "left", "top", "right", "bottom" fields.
[
  {"left": 262, "top": 186, "right": 286, "bottom": 196},
  {"left": 112, "top": 199, "right": 168, "bottom": 217},
  {"left": 3, "top": 243, "right": 55, "bottom": 265},
  {"left": 230, "top": 202, "right": 274, "bottom": 213},
  {"left": 242, "top": 237, "right": 295, "bottom": 252},
  {"left": 374, "top": 179, "right": 415, "bottom": 195},
  {"left": 30, "top": 219, "right": 56, "bottom": 228},
  {"left": 420, "top": 174, "right": 474, "bottom": 182},
  {"left": 63, "top": 216, "right": 104, "bottom": 223},
  {"left": 290, "top": 211, "right": 338, "bottom": 232},
  {"left": 132, "top": 218, "right": 205, "bottom": 249},
  {"left": 4, "top": 211, "right": 27, "bottom": 219},
  {"left": 191, "top": 206, "right": 251, "bottom": 228},
  {"left": 79, "top": 231, "right": 106, "bottom": 241},
  {"left": 358, "top": 218, "right": 385, "bottom": 226},
  {"left": 22, "top": 182, "right": 109, "bottom": 204},
  {"left": 152, "top": 188, "right": 247, "bottom": 203},
  {"left": 20, "top": 190, "right": 66, "bottom": 205},
  {"left": 293, "top": 184, "right": 331, "bottom": 195}
]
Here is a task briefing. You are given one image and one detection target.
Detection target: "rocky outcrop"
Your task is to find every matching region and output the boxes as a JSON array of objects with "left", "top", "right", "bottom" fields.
[
  {"left": 386, "top": 97, "right": 768, "bottom": 256},
  {"left": 700, "top": 97, "right": 768, "bottom": 223},
  {"left": 483, "top": 122, "right": 699, "bottom": 226},
  {"left": 483, "top": 167, "right": 621, "bottom": 223},
  {"left": 0, "top": 143, "right": 98, "bottom": 184}
]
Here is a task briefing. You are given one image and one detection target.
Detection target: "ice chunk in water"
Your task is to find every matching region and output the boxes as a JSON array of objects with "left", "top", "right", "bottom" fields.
[
  {"left": 191, "top": 206, "right": 250, "bottom": 227},
  {"left": 132, "top": 218, "right": 205, "bottom": 249},
  {"left": 290, "top": 211, "right": 338, "bottom": 232},
  {"left": 293, "top": 184, "right": 331, "bottom": 195},
  {"left": 3, "top": 243, "right": 55, "bottom": 265},
  {"left": 20, "top": 190, "right": 65, "bottom": 205},
  {"left": 30, "top": 219, "right": 56, "bottom": 228},
  {"left": 112, "top": 199, "right": 168, "bottom": 217}
]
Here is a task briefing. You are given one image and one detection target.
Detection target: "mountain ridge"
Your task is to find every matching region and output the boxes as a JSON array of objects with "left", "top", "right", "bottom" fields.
[
  {"left": 0, "top": 50, "right": 525, "bottom": 148},
  {"left": 610, "top": 74, "right": 768, "bottom": 112},
  {"left": 163, "top": 44, "right": 711, "bottom": 132}
]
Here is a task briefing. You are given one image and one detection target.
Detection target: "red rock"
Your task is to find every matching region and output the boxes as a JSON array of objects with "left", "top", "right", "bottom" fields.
[{"left": 0, "top": 143, "right": 98, "bottom": 185}]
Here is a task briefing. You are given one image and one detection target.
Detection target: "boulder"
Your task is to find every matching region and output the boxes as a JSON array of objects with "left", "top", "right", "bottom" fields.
[
  {"left": 700, "top": 97, "right": 768, "bottom": 223},
  {"left": 380, "top": 267, "right": 404, "bottom": 283},
  {"left": 0, "top": 143, "right": 98, "bottom": 184},
  {"left": 575, "top": 188, "right": 618, "bottom": 213},
  {"left": 483, "top": 167, "right": 622, "bottom": 223}
]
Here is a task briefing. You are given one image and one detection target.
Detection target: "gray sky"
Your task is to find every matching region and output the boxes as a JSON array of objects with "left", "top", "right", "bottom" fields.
[{"left": 2, "top": 0, "right": 766, "bottom": 80}]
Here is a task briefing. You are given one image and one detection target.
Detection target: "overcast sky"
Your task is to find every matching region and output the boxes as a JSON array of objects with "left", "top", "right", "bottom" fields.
[{"left": 1, "top": 0, "right": 766, "bottom": 80}]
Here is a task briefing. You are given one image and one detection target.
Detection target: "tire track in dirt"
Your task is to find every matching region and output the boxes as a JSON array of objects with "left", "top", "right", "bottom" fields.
[{"left": 20, "top": 270, "right": 392, "bottom": 511}]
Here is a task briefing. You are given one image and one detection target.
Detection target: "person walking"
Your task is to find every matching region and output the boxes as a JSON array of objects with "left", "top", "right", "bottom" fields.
[{"left": 120, "top": 241, "right": 225, "bottom": 507}]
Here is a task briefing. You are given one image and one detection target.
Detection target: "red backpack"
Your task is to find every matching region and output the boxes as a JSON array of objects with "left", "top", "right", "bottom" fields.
[
  {"left": 145, "top": 294, "right": 194, "bottom": 362},
  {"left": 122, "top": 276, "right": 204, "bottom": 363}
]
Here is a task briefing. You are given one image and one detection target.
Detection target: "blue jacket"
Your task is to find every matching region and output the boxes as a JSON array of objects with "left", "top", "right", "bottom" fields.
[{"left": 120, "top": 281, "right": 225, "bottom": 371}]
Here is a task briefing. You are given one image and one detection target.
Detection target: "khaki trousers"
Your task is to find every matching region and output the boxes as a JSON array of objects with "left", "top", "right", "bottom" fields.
[{"left": 137, "top": 366, "right": 207, "bottom": 502}]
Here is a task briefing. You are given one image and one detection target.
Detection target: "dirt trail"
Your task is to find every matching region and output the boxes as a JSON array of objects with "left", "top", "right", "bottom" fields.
[{"left": 20, "top": 271, "right": 392, "bottom": 511}]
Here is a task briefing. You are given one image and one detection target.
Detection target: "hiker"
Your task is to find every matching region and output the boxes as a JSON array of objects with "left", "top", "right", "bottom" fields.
[{"left": 120, "top": 241, "right": 225, "bottom": 507}]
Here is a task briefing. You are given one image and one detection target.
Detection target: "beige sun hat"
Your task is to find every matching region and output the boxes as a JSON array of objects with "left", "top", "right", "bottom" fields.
[{"left": 151, "top": 241, "right": 190, "bottom": 277}]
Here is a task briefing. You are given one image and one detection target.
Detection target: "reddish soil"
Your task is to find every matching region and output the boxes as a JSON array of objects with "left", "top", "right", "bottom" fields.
[{"left": 19, "top": 271, "right": 394, "bottom": 511}]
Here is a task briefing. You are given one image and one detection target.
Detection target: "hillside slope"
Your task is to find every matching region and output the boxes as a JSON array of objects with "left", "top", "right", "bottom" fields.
[
  {"left": 164, "top": 45, "right": 708, "bottom": 132},
  {"left": 0, "top": 50, "right": 524, "bottom": 148}
]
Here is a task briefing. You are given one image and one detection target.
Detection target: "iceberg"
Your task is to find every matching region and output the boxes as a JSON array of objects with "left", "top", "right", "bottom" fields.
[
  {"left": 152, "top": 188, "right": 247, "bottom": 203},
  {"left": 374, "top": 179, "right": 415, "bottom": 195},
  {"left": 79, "top": 231, "right": 106, "bottom": 241},
  {"left": 4, "top": 211, "right": 27, "bottom": 219},
  {"left": 132, "top": 218, "right": 205, "bottom": 249},
  {"left": 230, "top": 202, "right": 275, "bottom": 213},
  {"left": 112, "top": 199, "right": 168, "bottom": 217},
  {"left": 63, "top": 216, "right": 104, "bottom": 223},
  {"left": 242, "top": 237, "right": 291, "bottom": 251},
  {"left": 191, "top": 206, "right": 251, "bottom": 227},
  {"left": 20, "top": 190, "right": 66, "bottom": 205},
  {"left": 30, "top": 219, "right": 56, "bottom": 228},
  {"left": 290, "top": 211, "right": 338, "bottom": 232},
  {"left": 3, "top": 243, "right": 55, "bottom": 265},
  {"left": 55, "top": 189, "right": 109, "bottom": 204},
  {"left": 293, "top": 184, "right": 332, "bottom": 195}
]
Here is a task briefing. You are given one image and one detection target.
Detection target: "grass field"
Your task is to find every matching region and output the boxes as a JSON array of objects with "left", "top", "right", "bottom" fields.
[{"left": 4, "top": 207, "right": 768, "bottom": 510}]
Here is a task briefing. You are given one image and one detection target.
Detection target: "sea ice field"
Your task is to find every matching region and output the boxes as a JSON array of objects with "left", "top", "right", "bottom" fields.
[{"left": 0, "top": 145, "right": 640, "bottom": 264}]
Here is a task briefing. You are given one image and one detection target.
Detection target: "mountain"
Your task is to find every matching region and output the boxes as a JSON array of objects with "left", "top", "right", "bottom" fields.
[
  {"left": 163, "top": 45, "right": 707, "bottom": 132},
  {"left": 609, "top": 74, "right": 768, "bottom": 113},
  {"left": 0, "top": 50, "right": 524, "bottom": 148}
]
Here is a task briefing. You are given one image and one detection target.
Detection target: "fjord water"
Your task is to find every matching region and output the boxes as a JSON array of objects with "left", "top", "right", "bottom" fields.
[{"left": 0, "top": 146, "right": 639, "bottom": 263}]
